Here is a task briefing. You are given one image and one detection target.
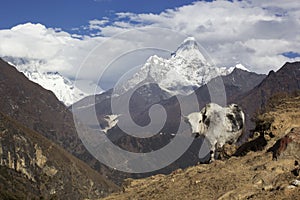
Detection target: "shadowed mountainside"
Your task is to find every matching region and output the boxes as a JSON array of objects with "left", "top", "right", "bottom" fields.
[
  {"left": 0, "top": 58, "right": 127, "bottom": 185},
  {"left": 0, "top": 112, "right": 119, "bottom": 199},
  {"left": 236, "top": 62, "right": 300, "bottom": 141}
]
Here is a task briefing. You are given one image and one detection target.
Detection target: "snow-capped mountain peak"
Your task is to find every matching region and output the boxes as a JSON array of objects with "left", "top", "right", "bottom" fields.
[
  {"left": 172, "top": 37, "right": 207, "bottom": 63},
  {"left": 115, "top": 37, "right": 233, "bottom": 96}
]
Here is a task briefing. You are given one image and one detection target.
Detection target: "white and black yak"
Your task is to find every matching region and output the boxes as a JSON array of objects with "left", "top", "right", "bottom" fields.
[{"left": 183, "top": 103, "right": 245, "bottom": 161}]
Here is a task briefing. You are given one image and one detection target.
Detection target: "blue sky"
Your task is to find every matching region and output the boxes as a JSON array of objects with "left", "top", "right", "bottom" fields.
[
  {"left": 1, "top": 0, "right": 203, "bottom": 31},
  {"left": 282, "top": 51, "right": 300, "bottom": 59}
]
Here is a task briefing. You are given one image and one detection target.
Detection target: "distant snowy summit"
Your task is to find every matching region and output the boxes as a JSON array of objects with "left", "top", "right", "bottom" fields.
[
  {"left": 228, "top": 63, "right": 250, "bottom": 73},
  {"left": 115, "top": 37, "right": 247, "bottom": 96},
  {"left": 3, "top": 56, "right": 88, "bottom": 106}
]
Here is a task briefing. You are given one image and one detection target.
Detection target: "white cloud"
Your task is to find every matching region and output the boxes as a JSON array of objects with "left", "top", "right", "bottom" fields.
[
  {"left": 101, "top": 0, "right": 300, "bottom": 73},
  {"left": 89, "top": 18, "right": 110, "bottom": 30},
  {"left": 0, "top": 23, "right": 101, "bottom": 75},
  {"left": 0, "top": 0, "right": 300, "bottom": 92}
]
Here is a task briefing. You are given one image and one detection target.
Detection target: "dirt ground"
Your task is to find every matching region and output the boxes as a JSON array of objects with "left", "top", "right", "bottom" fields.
[{"left": 101, "top": 96, "right": 300, "bottom": 200}]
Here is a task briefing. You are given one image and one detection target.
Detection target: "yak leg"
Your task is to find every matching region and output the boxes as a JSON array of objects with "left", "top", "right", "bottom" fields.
[{"left": 209, "top": 141, "right": 218, "bottom": 162}]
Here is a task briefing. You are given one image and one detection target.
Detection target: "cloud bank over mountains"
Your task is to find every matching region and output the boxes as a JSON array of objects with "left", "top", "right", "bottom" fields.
[{"left": 0, "top": 0, "right": 299, "bottom": 91}]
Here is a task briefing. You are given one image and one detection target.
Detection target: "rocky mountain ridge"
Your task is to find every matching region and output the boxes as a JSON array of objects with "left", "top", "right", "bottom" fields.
[{"left": 237, "top": 61, "right": 300, "bottom": 139}]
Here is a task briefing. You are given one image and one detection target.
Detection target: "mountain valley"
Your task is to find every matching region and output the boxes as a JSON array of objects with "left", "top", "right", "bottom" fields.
[{"left": 0, "top": 39, "right": 299, "bottom": 199}]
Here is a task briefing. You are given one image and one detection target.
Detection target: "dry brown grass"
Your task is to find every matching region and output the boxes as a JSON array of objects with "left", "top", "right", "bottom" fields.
[{"left": 102, "top": 95, "right": 300, "bottom": 200}]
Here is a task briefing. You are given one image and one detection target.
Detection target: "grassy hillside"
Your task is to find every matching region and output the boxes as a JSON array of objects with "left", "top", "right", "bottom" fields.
[{"left": 102, "top": 94, "right": 300, "bottom": 200}]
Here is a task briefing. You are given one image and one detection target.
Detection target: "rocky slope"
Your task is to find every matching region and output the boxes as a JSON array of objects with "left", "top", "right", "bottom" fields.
[
  {"left": 237, "top": 61, "right": 300, "bottom": 140},
  {"left": 0, "top": 112, "right": 118, "bottom": 199},
  {"left": 0, "top": 58, "right": 127, "bottom": 185},
  {"left": 102, "top": 94, "right": 300, "bottom": 200}
]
